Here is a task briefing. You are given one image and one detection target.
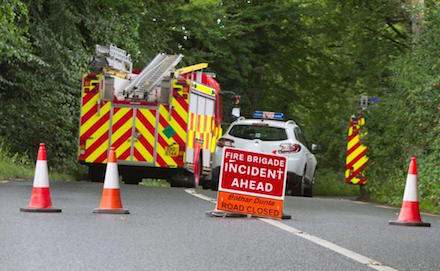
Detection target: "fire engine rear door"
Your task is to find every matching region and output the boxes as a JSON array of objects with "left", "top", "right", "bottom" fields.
[
  {"left": 109, "top": 105, "right": 156, "bottom": 165},
  {"left": 132, "top": 108, "right": 157, "bottom": 164},
  {"left": 109, "top": 106, "right": 135, "bottom": 162}
]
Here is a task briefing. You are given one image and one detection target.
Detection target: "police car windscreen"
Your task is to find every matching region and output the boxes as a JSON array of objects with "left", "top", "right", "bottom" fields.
[{"left": 228, "top": 125, "right": 287, "bottom": 141}]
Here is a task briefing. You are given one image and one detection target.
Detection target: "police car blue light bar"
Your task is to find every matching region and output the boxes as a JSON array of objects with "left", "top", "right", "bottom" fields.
[{"left": 253, "top": 111, "right": 284, "bottom": 120}]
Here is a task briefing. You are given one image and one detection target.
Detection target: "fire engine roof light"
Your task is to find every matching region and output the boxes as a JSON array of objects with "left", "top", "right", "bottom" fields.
[{"left": 253, "top": 111, "right": 284, "bottom": 120}]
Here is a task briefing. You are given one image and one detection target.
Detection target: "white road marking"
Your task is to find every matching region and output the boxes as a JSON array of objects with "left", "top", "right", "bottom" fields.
[
  {"left": 185, "top": 189, "right": 399, "bottom": 271},
  {"left": 184, "top": 188, "right": 217, "bottom": 203}
]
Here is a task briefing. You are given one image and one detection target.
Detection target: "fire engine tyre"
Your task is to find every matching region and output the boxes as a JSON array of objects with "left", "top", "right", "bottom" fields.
[
  {"left": 200, "top": 179, "right": 210, "bottom": 190},
  {"left": 122, "top": 174, "right": 141, "bottom": 185},
  {"left": 169, "top": 179, "right": 184, "bottom": 187},
  {"left": 210, "top": 166, "right": 220, "bottom": 191},
  {"left": 88, "top": 165, "right": 105, "bottom": 183}
]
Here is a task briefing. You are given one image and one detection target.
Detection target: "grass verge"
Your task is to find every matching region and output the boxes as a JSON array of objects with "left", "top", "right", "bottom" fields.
[
  {"left": 140, "top": 179, "right": 170, "bottom": 188},
  {"left": 314, "top": 169, "right": 360, "bottom": 197},
  {"left": 0, "top": 144, "right": 74, "bottom": 181}
]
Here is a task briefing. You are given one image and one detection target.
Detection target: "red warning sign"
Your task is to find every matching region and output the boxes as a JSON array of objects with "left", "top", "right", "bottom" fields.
[{"left": 216, "top": 147, "right": 287, "bottom": 219}]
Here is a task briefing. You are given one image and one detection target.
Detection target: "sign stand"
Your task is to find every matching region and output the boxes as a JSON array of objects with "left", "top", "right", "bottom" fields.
[
  {"left": 205, "top": 210, "right": 247, "bottom": 218},
  {"left": 207, "top": 147, "right": 291, "bottom": 220},
  {"left": 205, "top": 210, "right": 292, "bottom": 219}
]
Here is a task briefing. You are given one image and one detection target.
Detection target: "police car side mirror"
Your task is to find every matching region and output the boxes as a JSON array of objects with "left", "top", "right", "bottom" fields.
[{"left": 311, "top": 144, "right": 321, "bottom": 154}]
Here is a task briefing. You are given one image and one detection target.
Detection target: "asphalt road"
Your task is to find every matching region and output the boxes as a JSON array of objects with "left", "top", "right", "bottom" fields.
[{"left": 0, "top": 180, "right": 439, "bottom": 271}]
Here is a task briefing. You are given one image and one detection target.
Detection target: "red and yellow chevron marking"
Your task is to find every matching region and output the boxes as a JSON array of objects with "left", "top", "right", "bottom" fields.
[
  {"left": 133, "top": 108, "right": 156, "bottom": 163},
  {"left": 79, "top": 74, "right": 112, "bottom": 164},
  {"left": 155, "top": 91, "right": 188, "bottom": 167},
  {"left": 79, "top": 74, "right": 221, "bottom": 170},
  {"left": 211, "top": 122, "right": 222, "bottom": 152},
  {"left": 345, "top": 115, "right": 368, "bottom": 185},
  {"left": 110, "top": 107, "right": 134, "bottom": 161},
  {"left": 188, "top": 110, "right": 218, "bottom": 152},
  {"left": 188, "top": 112, "right": 196, "bottom": 149}
]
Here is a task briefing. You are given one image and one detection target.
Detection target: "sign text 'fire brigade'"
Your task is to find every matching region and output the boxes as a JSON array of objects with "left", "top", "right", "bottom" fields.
[{"left": 217, "top": 147, "right": 287, "bottom": 219}]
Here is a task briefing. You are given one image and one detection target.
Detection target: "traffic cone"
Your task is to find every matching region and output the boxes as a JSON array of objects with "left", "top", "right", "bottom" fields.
[
  {"left": 20, "top": 143, "right": 61, "bottom": 213},
  {"left": 389, "top": 157, "right": 430, "bottom": 227},
  {"left": 93, "top": 147, "right": 129, "bottom": 214}
]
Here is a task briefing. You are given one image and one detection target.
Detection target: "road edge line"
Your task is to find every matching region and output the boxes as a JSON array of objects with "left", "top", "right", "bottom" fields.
[{"left": 185, "top": 189, "right": 399, "bottom": 271}]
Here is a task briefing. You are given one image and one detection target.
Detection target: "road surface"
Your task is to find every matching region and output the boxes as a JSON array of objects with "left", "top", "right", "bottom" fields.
[{"left": 0, "top": 180, "right": 438, "bottom": 271}]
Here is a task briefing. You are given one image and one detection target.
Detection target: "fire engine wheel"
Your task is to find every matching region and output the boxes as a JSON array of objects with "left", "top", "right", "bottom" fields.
[
  {"left": 88, "top": 165, "right": 105, "bottom": 183},
  {"left": 169, "top": 178, "right": 184, "bottom": 187},
  {"left": 200, "top": 178, "right": 210, "bottom": 190},
  {"left": 122, "top": 174, "right": 142, "bottom": 185}
]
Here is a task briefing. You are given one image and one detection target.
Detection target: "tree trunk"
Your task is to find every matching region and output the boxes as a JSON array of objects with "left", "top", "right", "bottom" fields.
[{"left": 411, "top": 0, "right": 424, "bottom": 44}]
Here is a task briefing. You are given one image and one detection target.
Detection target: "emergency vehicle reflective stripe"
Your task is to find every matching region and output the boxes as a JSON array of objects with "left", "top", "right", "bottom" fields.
[
  {"left": 133, "top": 109, "right": 156, "bottom": 162},
  {"left": 79, "top": 74, "right": 113, "bottom": 164},
  {"left": 79, "top": 73, "right": 220, "bottom": 169},
  {"left": 188, "top": 115, "right": 216, "bottom": 148},
  {"left": 188, "top": 112, "right": 195, "bottom": 149},
  {"left": 155, "top": 99, "right": 188, "bottom": 167},
  {"left": 111, "top": 107, "right": 134, "bottom": 161},
  {"left": 345, "top": 115, "right": 368, "bottom": 184}
]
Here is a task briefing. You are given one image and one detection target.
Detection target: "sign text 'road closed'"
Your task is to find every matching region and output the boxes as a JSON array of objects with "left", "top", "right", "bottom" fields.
[{"left": 217, "top": 147, "right": 287, "bottom": 219}]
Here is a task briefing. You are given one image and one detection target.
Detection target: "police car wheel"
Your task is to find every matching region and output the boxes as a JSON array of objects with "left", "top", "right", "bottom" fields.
[
  {"left": 303, "top": 183, "right": 313, "bottom": 197},
  {"left": 303, "top": 172, "right": 315, "bottom": 197},
  {"left": 291, "top": 172, "right": 304, "bottom": 197},
  {"left": 291, "top": 180, "right": 302, "bottom": 196}
]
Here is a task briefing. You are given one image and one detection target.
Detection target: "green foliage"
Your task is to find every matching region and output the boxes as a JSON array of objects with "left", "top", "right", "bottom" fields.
[
  {"left": 366, "top": 4, "right": 440, "bottom": 213},
  {"left": 0, "top": 0, "right": 31, "bottom": 62},
  {"left": 0, "top": 139, "right": 73, "bottom": 181},
  {"left": 314, "top": 168, "right": 360, "bottom": 197},
  {"left": 0, "top": 0, "right": 143, "bottom": 168},
  {"left": 140, "top": 179, "right": 170, "bottom": 188},
  {"left": 0, "top": 0, "right": 438, "bottom": 213}
]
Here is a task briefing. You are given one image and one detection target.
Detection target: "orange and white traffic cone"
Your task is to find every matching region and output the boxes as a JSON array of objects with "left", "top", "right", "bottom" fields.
[
  {"left": 389, "top": 157, "right": 430, "bottom": 227},
  {"left": 20, "top": 143, "right": 61, "bottom": 213},
  {"left": 93, "top": 147, "right": 129, "bottom": 214}
]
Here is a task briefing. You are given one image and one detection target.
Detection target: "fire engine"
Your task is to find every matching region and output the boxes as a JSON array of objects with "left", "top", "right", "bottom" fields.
[{"left": 78, "top": 44, "right": 223, "bottom": 187}]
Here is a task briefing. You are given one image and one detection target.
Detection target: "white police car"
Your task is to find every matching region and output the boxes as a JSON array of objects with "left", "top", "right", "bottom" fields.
[{"left": 210, "top": 111, "right": 319, "bottom": 197}]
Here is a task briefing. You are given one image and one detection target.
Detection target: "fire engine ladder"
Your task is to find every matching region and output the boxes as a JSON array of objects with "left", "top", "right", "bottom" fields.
[
  {"left": 123, "top": 53, "right": 183, "bottom": 99},
  {"left": 93, "top": 44, "right": 132, "bottom": 73}
]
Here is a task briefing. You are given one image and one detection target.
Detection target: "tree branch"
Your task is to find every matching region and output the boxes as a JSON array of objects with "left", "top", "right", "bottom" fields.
[
  {"left": 385, "top": 17, "right": 408, "bottom": 40},
  {"left": 364, "top": 26, "right": 410, "bottom": 50}
]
